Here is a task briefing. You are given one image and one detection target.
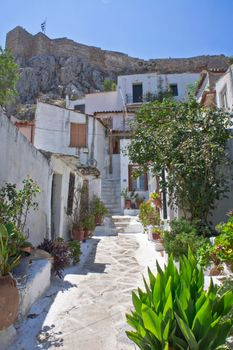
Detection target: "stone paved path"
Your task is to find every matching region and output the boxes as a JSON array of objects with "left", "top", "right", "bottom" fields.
[{"left": 11, "top": 231, "right": 150, "bottom": 350}]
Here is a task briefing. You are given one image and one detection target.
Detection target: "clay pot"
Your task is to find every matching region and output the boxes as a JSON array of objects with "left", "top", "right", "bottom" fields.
[
  {"left": 152, "top": 198, "right": 162, "bottom": 208},
  {"left": 152, "top": 232, "right": 161, "bottom": 241},
  {"left": 72, "top": 227, "right": 84, "bottom": 241},
  {"left": 95, "top": 214, "right": 103, "bottom": 226},
  {"left": 0, "top": 274, "right": 19, "bottom": 330},
  {"left": 125, "top": 199, "right": 131, "bottom": 209},
  {"left": 83, "top": 229, "right": 91, "bottom": 240}
]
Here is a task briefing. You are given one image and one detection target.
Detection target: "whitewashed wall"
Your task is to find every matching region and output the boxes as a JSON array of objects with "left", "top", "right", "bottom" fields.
[
  {"left": 118, "top": 72, "right": 200, "bottom": 103},
  {"left": 215, "top": 67, "right": 233, "bottom": 111},
  {"left": 0, "top": 115, "right": 50, "bottom": 246},
  {"left": 34, "top": 102, "right": 107, "bottom": 175}
]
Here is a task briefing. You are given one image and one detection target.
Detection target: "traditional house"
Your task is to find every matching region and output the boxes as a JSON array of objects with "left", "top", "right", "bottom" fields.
[
  {"left": 67, "top": 72, "right": 200, "bottom": 217},
  {"left": 0, "top": 113, "right": 84, "bottom": 245}
]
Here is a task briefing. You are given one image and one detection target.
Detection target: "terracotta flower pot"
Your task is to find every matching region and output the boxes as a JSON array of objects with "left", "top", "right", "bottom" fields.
[
  {"left": 152, "top": 198, "right": 162, "bottom": 208},
  {"left": 125, "top": 199, "right": 131, "bottom": 209},
  {"left": 72, "top": 227, "right": 84, "bottom": 241},
  {"left": 83, "top": 229, "right": 91, "bottom": 239},
  {"left": 0, "top": 274, "right": 19, "bottom": 330},
  {"left": 152, "top": 233, "right": 161, "bottom": 240},
  {"left": 95, "top": 214, "right": 103, "bottom": 226},
  {"left": 136, "top": 200, "right": 143, "bottom": 209}
]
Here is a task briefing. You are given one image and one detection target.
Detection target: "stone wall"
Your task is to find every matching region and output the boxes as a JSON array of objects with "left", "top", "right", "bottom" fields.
[{"left": 5, "top": 26, "right": 230, "bottom": 104}]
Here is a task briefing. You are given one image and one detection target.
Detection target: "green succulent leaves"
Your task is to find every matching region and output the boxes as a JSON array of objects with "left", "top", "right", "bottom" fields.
[{"left": 126, "top": 250, "right": 233, "bottom": 349}]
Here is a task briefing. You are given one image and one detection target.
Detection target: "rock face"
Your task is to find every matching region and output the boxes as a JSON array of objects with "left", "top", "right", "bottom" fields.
[{"left": 6, "top": 26, "right": 230, "bottom": 104}]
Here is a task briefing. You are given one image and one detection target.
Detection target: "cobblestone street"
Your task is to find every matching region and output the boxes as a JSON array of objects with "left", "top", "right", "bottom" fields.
[{"left": 10, "top": 228, "right": 163, "bottom": 350}]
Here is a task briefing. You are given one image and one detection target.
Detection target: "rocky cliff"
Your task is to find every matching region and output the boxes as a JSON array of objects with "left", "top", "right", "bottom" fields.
[{"left": 6, "top": 26, "right": 230, "bottom": 104}]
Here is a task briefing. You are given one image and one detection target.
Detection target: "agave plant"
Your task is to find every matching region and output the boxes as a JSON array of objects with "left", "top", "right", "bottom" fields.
[{"left": 126, "top": 248, "right": 233, "bottom": 350}]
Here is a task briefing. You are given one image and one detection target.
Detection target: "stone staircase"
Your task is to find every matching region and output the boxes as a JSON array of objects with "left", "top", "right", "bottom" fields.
[
  {"left": 112, "top": 215, "right": 143, "bottom": 234},
  {"left": 101, "top": 178, "right": 121, "bottom": 216}
]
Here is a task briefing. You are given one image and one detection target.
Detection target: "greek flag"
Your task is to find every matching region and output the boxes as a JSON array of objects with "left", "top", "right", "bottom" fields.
[{"left": 41, "top": 19, "right": 46, "bottom": 33}]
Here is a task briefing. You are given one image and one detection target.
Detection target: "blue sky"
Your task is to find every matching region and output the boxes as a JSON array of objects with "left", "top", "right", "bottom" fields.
[{"left": 0, "top": 0, "right": 232, "bottom": 59}]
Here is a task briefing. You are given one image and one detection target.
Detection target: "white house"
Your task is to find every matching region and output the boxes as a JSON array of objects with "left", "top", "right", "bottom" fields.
[
  {"left": 66, "top": 72, "right": 200, "bottom": 216},
  {"left": 33, "top": 101, "right": 107, "bottom": 201},
  {"left": 0, "top": 113, "right": 85, "bottom": 245}
]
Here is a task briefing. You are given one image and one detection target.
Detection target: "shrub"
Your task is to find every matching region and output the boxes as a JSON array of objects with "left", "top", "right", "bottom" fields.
[
  {"left": 214, "top": 214, "right": 233, "bottom": 271},
  {"left": 218, "top": 278, "right": 233, "bottom": 337},
  {"left": 68, "top": 240, "right": 81, "bottom": 264},
  {"left": 38, "top": 239, "right": 71, "bottom": 278},
  {"left": 139, "top": 201, "right": 160, "bottom": 229},
  {"left": 90, "top": 196, "right": 108, "bottom": 217},
  {"left": 126, "top": 249, "right": 233, "bottom": 350},
  {"left": 163, "top": 218, "right": 209, "bottom": 260},
  {"left": 0, "top": 178, "right": 40, "bottom": 233}
]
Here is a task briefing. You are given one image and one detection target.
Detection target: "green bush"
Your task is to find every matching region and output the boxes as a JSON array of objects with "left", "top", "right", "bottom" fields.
[
  {"left": 139, "top": 201, "right": 160, "bottom": 229},
  {"left": 126, "top": 249, "right": 233, "bottom": 350},
  {"left": 215, "top": 214, "right": 233, "bottom": 271},
  {"left": 68, "top": 240, "right": 81, "bottom": 264},
  {"left": 163, "top": 218, "right": 209, "bottom": 260},
  {"left": 218, "top": 278, "right": 233, "bottom": 340}
]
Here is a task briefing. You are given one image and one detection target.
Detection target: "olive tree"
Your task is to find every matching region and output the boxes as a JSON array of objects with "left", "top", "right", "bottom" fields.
[
  {"left": 0, "top": 47, "right": 19, "bottom": 107},
  {"left": 128, "top": 98, "right": 232, "bottom": 224}
]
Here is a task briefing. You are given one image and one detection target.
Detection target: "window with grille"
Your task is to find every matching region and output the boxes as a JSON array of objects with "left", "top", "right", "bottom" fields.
[{"left": 70, "top": 123, "right": 87, "bottom": 147}]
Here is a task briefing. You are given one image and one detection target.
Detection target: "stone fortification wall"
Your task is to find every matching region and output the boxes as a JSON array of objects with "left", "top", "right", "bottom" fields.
[{"left": 5, "top": 26, "right": 230, "bottom": 104}]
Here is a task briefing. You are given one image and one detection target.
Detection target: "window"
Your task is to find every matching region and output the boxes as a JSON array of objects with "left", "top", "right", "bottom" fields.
[
  {"left": 169, "top": 84, "right": 178, "bottom": 96},
  {"left": 70, "top": 123, "right": 87, "bottom": 147},
  {"left": 128, "top": 165, "right": 148, "bottom": 191},
  {"left": 67, "top": 173, "right": 75, "bottom": 215},
  {"left": 220, "top": 87, "right": 228, "bottom": 110},
  {"left": 132, "top": 83, "right": 143, "bottom": 103},
  {"left": 74, "top": 104, "right": 85, "bottom": 113}
]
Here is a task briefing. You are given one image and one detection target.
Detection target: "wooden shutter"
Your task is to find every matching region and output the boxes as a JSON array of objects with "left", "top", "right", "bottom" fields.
[
  {"left": 128, "top": 165, "right": 133, "bottom": 191},
  {"left": 144, "top": 172, "right": 148, "bottom": 190},
  {"left": 70, "top": 123, "right": 87, "bottom": 147},
  {"left": 67, "top": 173, "right": 75, "bottom": 215}
]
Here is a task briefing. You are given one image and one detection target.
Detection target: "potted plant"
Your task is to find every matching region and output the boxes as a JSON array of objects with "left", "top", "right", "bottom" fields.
[
  {"left": 81, "top": 213, "right": 95, "bottom": 239},
  {"left": 150, "top": 191, "right": 162, "bottom": 208},
  {"left": 90, "top": 196, "right": 108, "bottom": 226},
  {"left": 0, "top": 223, "right": 20, "bottom": 330},
  {"left": 151, "top": 227, "right": 163, "bottom": 241},
  {"left": 72, "top": 222, "right": 84, "bottom": 241},
  {"left": 136, "top": 194, "right": 145, "bottom": 209},
  {"left": 121, "top": 188, "right": 131, "bottom": 209}
]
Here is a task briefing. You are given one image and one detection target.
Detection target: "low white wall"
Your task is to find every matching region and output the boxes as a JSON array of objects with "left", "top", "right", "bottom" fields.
[
  {"left": 0, "top": 115, "right": 50, "bottom": 246},
  {"left": 18, "top": 259, "right": 51, "bottom": 320}
]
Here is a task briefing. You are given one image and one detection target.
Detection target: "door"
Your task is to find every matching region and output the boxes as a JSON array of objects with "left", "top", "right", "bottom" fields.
[
  {"left": 133, "top": 83, "right": 143, "bottom": 103},
  {"left": 51, "top": 174, "right": 63, "bottom": 240}
]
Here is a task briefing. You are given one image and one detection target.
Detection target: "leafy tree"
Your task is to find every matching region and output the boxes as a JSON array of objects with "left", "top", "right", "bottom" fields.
[
  {"left": 128, "top": 98, "right": 232, "bottom": 224},
  {"left": 0, "top": 47, "right": 19, "bottom": 107},
  {"left": 103, "top": 79, "right": 116, "bottom": 92}
]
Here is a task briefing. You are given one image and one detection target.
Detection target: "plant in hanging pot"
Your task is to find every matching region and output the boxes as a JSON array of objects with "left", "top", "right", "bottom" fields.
[
  {"left": 0, "top": 223, "right": 21, "bottom": 330},
  {"left": 90, "top": 196, "right": 108, "bottom": 226}
]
